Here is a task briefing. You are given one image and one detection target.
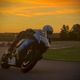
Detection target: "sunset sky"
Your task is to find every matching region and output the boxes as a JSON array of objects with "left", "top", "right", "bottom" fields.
[{"left": 0, "top": 0, "right": 80, "bottom": 33}]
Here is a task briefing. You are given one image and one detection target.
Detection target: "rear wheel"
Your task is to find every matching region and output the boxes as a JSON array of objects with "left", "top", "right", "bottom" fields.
[{"left": 1, "top": 54, "right": 10, "bottom": 69}]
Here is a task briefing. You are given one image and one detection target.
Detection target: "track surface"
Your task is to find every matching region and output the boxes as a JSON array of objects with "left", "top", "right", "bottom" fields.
[
  {"left": 0, "top": 46, "right": 80, "bottom": 80},
  {"left": 0, "top": 60, "right": 80, "bottom": 80}
]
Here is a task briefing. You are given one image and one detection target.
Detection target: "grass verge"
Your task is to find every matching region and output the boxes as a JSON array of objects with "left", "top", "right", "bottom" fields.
[{"left": 43, "top": 46, "right": 80, "bottom": 61}]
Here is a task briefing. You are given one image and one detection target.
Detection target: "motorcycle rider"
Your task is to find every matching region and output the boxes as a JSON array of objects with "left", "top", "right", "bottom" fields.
[
  {"left": 7, "top": 25, "right": 53, "bottom": 60},
  {"left": 1, "top": 25, "right": 53, "bottom": 71}
]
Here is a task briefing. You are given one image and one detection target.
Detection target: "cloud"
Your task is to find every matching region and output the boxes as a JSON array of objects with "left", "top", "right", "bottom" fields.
[
  {"left": 14, "top": 8, "right": 80, "bottom": 17},
  {"left": 1, "top": 0, "right": 80, "bottom": 8},
  {"left": 0, "top": 5, "right": 80, "bottom": 17},
  {"left": 0, "top": 0, "right": 80, "bottom": 17}
]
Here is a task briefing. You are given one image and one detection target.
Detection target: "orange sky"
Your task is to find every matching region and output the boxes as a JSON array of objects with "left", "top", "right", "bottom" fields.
[{"left": 0, "top": 0, "right": 80, "bottom": 33}]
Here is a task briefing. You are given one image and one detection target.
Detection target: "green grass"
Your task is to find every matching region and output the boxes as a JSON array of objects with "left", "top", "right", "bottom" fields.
[{"left": 43, "top": 46, "right": 80, "bottom": 61}]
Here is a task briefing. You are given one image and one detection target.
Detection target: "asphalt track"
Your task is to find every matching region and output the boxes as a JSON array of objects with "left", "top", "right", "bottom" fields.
[
  {"left": 0, "top": 47, "right": 80, "bottom": 80},
  {"left": 0, "top": 60, "right": 80, "bottom": 80}
]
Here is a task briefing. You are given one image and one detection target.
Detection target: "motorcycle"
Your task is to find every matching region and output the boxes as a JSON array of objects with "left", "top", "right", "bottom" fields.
[{"left": 0, "top": 30, "right": 50, "bottom": 73}]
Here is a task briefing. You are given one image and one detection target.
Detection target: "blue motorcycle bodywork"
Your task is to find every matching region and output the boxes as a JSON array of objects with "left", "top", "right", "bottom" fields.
[
  {"left": 17, "top": 39, "right": 34, "bottom": 52},
  {"left": 17, "top": 30, "right": 50, "bottom": 52}
]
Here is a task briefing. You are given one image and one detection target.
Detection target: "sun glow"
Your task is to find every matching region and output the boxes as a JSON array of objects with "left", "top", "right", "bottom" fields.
[{"left": 0, "top": 0, "right": 80, "bottom": 32}]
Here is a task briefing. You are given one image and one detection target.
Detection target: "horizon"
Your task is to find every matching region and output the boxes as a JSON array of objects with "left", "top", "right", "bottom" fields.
[{"left": 0, "top": 0, "right": 80, "bottom": 33}]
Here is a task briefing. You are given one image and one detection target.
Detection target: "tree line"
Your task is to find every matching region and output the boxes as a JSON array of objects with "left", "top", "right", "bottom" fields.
[
  {"left": 60, "top": 24, "right": 80, "bottom": 41},
  {"left": 0, "top": 24, "right": 80, "bottom": 42}
]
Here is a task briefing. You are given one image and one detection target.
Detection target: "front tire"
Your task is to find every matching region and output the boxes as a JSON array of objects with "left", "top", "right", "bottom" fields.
[
  {"left": 21, "top": 60, "right": 37, "bottom": 73},
  {"left": 20, "top": 43, "right": 38, "bottom": 73}
]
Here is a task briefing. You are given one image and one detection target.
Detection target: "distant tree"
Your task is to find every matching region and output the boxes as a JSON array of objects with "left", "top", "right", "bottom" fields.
[
  {"left": 60, "top": 25, "right": 69, "bottom": 40},
  {"left": 70, "top": 24, "right": 80, "bottom": 40}
]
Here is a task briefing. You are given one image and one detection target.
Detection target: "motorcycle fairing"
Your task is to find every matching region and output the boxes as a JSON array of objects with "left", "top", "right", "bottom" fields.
[{"left": 16, "top": 39, "right": 34, "bottom": 52}]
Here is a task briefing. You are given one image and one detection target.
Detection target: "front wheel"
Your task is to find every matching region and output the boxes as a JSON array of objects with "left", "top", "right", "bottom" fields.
[
  {"left": 21, "top": 60, "right": 37, "bottom": 73},
  {"left": 20, "top": 42, "right": 39, "bottom": 73}
]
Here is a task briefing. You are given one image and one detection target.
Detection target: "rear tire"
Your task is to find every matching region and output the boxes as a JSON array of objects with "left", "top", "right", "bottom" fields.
[{"left": 1, "top": 54, "right": 10, "bottom": 69}]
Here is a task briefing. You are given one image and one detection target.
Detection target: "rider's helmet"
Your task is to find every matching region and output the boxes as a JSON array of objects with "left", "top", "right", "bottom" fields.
[
  {"left": 43, "top": 25, "right": 53, "bottom": 43},
  {"left": 43, "top": 25, "right": 53, "bottom": 34}
]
